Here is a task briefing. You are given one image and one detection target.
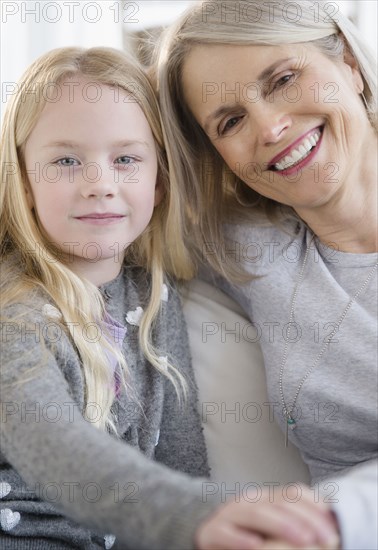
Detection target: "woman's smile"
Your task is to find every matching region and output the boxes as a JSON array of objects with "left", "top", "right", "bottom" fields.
[{"left": 268, "top": 126, "right": 323, "bottom": 175}]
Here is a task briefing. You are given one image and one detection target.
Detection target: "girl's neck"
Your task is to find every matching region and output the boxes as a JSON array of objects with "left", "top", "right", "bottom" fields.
[{"left": 70, "top": 257, "right": 124, "bottom": 287}]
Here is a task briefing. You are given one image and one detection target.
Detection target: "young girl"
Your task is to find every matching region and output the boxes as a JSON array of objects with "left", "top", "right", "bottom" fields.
[{"left": 0, "top": 47, "right": 337, "bottom": 549}]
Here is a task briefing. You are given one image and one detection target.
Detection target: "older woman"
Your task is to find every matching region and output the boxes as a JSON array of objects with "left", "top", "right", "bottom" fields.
[{"left": 157, "top": 1, "right": 377, "bottom": 549}]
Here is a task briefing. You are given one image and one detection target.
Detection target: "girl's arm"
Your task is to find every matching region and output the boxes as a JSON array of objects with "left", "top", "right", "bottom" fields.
[
  {"left": 0, "top": 304, "right": 218, "bottom": 549},
  {"left": 154, "top": 282, "right": 210, "bottom": 478},
  {"left": 0, "top": 302, "right": 341, "bottom": 550}
]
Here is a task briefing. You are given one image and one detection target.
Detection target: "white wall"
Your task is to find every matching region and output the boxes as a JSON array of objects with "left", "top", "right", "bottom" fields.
[
  {"left": 1, "top": 0, "right": 377, "bottom": 116},
  {"left": 1, "top": 0, "right": 124, "bottom": 113}
]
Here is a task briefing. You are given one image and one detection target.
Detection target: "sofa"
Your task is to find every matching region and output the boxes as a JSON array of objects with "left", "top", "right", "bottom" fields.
[{"left": 182, "top": 279, "right": 310, "bottom": 487}]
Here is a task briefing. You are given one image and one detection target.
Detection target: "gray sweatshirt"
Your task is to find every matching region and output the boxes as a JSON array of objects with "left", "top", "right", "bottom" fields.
[
  {"left": 0, "top": 261, "right": 217, "bottom": 549},
  {"left": 203, "top": 219, "right": 378, "bottom": 550}
]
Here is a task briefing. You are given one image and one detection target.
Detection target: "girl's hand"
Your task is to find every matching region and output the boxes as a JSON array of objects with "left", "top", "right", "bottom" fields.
[{"left": 195, "top": 485, "right": 340, "bottom": 550}]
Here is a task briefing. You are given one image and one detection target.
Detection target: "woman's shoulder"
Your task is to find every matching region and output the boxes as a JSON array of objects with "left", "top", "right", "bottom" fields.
[
  {"left": 224, "top": 213, "right": 302, "bottom": 244},
  {"left": 221, "top": 215, "right": 306, "bottom": 274}
]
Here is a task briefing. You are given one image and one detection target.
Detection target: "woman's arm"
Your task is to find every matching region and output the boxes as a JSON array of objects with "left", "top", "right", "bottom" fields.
[{"left": 322, "top": 460, "right": 378, "bottom": 550}]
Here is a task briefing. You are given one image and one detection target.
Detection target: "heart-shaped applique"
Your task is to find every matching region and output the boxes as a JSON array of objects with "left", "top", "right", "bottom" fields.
[
  {"left": 161, "top": 284, "right": 168, "bottom": 302},
  {"left": 104, "top": 533, "right": 116, "bottom": 549},
  {"left": 125, "top": 307, "right": 143, "bottom": 326},
  {"left": 42, "top": 304, "right": 62, "bottom": 320},
  {"left": 0, "top": 508, "right": 20, "bottom": 531},
  {"left": 0, "top": 482, "right": 11, "bottom": 499}
]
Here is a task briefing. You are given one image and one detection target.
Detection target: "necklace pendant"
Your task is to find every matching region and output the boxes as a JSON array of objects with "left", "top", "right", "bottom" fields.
[
  {"left": 285, "top": 416, "right": 296, "bottom": 447},
  {"left": 287, "top": 417, "right": 297, "bottom": 430},
  {"left": 285, "top": 421, "right": 289, "bottom": 447}
]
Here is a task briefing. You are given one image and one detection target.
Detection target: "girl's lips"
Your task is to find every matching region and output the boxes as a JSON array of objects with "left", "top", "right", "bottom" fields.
[
  {"left": 268, "top": 126, "right": 324, "bottom": 168},
  {"left": 74, "top": 214, "right": 126, "bottom": 225}
]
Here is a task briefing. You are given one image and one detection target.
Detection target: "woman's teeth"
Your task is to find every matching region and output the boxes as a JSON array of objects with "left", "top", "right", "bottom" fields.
[{"left": 274, "top": 130, "right": 321, "bottom": 171}]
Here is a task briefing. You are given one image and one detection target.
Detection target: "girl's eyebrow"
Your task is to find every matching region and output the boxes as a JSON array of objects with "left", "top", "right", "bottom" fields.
[
  {"left": 112, "top": 140, "right": 151, "bottom": 149},
  {"left": 42, "top": 140, "right": 151, "bottom": 149},
  {"left": 203, "top": 57, "right": 295, "bottom": 132},
  {"left": 42, "top": 141, "right": 80, "bottom": 149}
]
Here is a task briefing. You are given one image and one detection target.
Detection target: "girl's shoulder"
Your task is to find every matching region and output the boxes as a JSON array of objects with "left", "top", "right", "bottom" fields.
[
  {"left": 1, "top": 255, "right": 76, "bottom": 365},
  {"left": 1, "top": 287, "right": 60, "bottom": 326}
]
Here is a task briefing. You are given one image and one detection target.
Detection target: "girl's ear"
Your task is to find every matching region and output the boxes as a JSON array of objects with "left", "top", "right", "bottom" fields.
[
  {"left": 154, "top": 175, "right": 165, "bottom": 207},
  {"left": 20, "top": 160, "right": 35, "bottom": 209},
  {"left": 24, "top": 182, "right": 34, "bottom": 210},
  {"left": 343, "top": 44, "right": 364, "bottom": 94}
]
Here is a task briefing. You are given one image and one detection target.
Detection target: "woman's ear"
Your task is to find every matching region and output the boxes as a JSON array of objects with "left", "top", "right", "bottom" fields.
[{"left": 343, "top": 44, "right": 364, "bottom": 94}]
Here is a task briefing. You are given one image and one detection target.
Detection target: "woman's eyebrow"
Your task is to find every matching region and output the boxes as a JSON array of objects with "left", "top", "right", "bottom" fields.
[
  {"left": 204, "top": 104, "right": 237, "bottom": 133},
  {"left": 257, "top": 57, "right": 296, "bottom": 81}
]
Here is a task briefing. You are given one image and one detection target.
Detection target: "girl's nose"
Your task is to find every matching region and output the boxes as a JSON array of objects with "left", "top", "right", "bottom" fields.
[{"left": 80, "top": 164, "right": 117, "bottom": 199}]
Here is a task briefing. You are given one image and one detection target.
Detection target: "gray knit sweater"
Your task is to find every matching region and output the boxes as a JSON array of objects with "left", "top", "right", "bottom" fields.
[
  {"left": 203, "top": 219, "right": 378, "bottom": 550},
  {"left": 0, "top": 261, "right": 216, "bottom": 549}
]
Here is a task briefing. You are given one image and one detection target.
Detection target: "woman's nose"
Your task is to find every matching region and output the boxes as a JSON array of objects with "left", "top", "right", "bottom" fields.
[{"left": 253, "top": 106, "right": 292, "bottom": 146}]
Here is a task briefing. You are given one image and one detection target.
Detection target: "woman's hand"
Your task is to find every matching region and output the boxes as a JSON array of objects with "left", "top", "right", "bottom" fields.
[
  {"left": 195, "top": 485, "right": 340, "bottom": 550},
  {"left": 260, "top": 541, "right": 340, "bottom": 550}
]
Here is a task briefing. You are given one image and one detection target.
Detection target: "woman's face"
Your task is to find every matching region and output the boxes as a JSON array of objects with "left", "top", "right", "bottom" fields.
[{"left": 182, "top": 42, "right": 372, "bottom": 212}]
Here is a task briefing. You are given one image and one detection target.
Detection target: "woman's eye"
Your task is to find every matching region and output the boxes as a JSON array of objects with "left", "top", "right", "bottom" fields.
[
  {"left": 272, "top": 73, "right": 295, "bottom": 90},
  {"left": 219, "top": 116, "right": 243, "bottom": 135},
  {"left": 55, "top": 157, "right": 79, "bottom": 167}
]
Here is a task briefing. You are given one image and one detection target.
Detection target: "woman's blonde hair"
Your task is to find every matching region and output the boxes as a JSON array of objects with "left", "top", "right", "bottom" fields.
[
  {"left": 156, "top": 0, "right": 377, "bottom": 278},
  {"left": 1, "top": 46, "right": 194, "bottom": 432}
]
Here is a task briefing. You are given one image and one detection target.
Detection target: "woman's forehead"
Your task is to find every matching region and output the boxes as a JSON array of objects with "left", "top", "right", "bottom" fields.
[
  {"left": 182, "top": 43, "right": 306, "bottom": 100},
  {"left": 182, "top": 42, "right": 308, "bottom": 77}
]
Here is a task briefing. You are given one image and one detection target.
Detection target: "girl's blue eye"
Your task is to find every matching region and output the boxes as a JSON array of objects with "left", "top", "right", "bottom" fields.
[
  {"left": 115, "top": 156, "right": 134, "bottom": 165},
  {"left": 56, "top": 157, "right": 78, "bottom": 167}
]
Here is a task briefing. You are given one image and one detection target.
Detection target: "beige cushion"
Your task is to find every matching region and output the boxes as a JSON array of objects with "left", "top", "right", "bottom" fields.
[{"left": 182, "top": 279, "right": 310, "bottom": 486}]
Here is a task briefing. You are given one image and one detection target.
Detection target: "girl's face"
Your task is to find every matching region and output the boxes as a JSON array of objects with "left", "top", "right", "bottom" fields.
[
  {"left": 182, "top": 42, "right": 374, "bottom": 214},
  {"left": 24, "top": 79, "right": 162, "bottom": 284}
]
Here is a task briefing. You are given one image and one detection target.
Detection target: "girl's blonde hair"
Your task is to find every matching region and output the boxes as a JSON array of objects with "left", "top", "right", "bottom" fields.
[
  {"left": 1, "top": 47, "right": 194, "bottom": 432},
  {"left": 156, "top": 0, "right": 377, "bottom": 278}
]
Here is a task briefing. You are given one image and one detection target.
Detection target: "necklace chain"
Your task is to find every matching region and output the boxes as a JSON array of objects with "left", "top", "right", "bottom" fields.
[{"left": 279, "top": 236, "right": 378, "bottom": 446}]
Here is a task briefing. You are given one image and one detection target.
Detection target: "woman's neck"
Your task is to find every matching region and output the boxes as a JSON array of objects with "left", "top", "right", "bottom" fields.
[
  {"left": 297, "top": 197, "right": 377, "bottom": 254},
  {"left": 295, "top": 133, "right": 378, "bottom": 254}
]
